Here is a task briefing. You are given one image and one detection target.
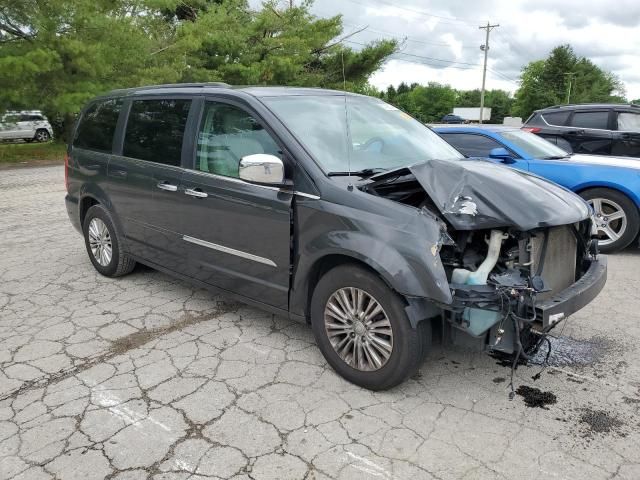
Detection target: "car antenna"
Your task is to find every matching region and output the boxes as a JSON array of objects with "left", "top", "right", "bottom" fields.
[{"left": 341, "top": 48, "right": 354, "bottom": 191}]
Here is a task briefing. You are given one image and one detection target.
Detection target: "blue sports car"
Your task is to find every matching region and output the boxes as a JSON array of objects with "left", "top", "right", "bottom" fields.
[{"left": 433, "top": 124, "right": 640, "bottom": 252}]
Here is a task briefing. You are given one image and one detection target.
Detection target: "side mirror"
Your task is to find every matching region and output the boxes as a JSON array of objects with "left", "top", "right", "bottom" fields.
[
  {"left": 239, "top": 154, "right": 285, "bottom": 185},
  {"left": 488, "top": 147, "right": 515, "bottom": 164}
]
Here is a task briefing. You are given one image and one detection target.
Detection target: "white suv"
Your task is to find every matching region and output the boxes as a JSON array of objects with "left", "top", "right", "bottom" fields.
[{"left": 0, "top": 111, "right": 54, "bottom": 142}]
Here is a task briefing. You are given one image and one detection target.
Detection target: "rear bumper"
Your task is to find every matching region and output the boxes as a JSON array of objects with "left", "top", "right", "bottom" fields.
[
  {"left": 535, "top": 255, "right": 607, "bottom": 329},
  {"left": 65, "top": 194, "right": 82, "bottom": 234}
]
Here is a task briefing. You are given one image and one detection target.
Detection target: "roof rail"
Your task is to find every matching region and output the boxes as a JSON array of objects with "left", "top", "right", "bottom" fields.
[
  {"left": 135, "top": 82, "right": 231, "bottom": 90},
  {"left": 106, "top": 82, "right": 232, "bottom": 96},
  {"left": 543, "top": 102, "right": 633, "bottom": 110}
]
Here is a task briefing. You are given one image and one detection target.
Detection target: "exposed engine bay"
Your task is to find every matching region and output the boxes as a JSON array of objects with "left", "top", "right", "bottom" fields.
[{"left": 361, "top": 160, "right": 602, "bottom": 392}]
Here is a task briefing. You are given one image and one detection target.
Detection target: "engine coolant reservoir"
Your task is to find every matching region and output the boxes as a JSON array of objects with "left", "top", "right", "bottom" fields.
[{"left": 451, "top": 230, "right": 508, "bottom": 336}]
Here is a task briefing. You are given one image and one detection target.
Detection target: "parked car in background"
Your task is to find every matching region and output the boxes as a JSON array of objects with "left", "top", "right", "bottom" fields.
[
  {"left": 0, "top": 110, "right": 53, "bottom": 142},
  {"left": 522, "top": 103, "right": 640, "bottom": 157},
  {"left": 65, "top": 84, "right": 605, "bottom": 390},
  {"left": 441, "top": 113, "right": 465, "bottom": 124},
  {"left": 434, "top": 124, "right": 640, "bottom": 252}
]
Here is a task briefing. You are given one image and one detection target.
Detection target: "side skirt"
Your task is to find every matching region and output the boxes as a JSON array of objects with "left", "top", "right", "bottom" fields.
[{"left": 127, "top": 254, "right": 305, "bottom": 323}]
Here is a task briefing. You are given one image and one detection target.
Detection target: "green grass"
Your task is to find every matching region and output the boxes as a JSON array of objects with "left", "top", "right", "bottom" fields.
[{"left": 0, "top": 142, "right": 66, "bottom": 164}]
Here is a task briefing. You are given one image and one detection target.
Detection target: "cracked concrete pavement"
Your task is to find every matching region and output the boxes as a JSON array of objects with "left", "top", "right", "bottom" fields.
[{"left": 1, "top": 165, "right": 639, "bottom": 479}]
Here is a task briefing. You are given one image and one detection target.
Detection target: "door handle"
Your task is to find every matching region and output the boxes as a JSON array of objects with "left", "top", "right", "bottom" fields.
[
  {"left": 157, "top": 182, "right": 178, "bottom": 192},
  {"left": 185, "top": 188, "right": 208, "bottom": 198},
  {"left": 111, "top": 169, "right": 127, "bottom": 177}
]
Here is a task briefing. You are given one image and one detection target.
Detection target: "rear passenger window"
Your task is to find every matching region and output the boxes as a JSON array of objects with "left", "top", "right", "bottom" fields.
[
  {"left": 439, "top": 133, "right": 503, "bottom": 157},
  {"left": 75, "top": 99, "right": 122, "bottom": 152},
  {"left": 542, "top": 111, "right": 570, "bottom": 126},
  {"left": 123, "top": 99, "right": 191, "bottom": 166},
  {"left": 195, "top": 102, "right": 280, "bottom": 178},
  {"left": 570, "top": 111, "right": 609, "bottom": 129}
]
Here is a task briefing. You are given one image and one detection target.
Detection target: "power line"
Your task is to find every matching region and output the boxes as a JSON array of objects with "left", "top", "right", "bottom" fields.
[
  {"left": 341, "top": 22, "right": 477, "bottom": 48},
  {"left": 389, "top": 57, "right": 479, "bottom": 71},
  {"left": 344, "top": 40, "right": 481, "bottom": 67},
  {"left": 342, "top": 0, "right": 479, "bottom": 26},
  {"left": 395, "top": 51, "right": 481, "bottom": 66}
]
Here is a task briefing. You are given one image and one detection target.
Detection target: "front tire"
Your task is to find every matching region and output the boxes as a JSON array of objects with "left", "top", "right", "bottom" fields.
[
  {"left": 580, "top": 188, "right": 640, "bottom": 253},
  {"left": 83, "top": 205, "right": 136, "bottom": 277},
  {"left": 311, "top": 264, "right": 429, "bottom": 390}
]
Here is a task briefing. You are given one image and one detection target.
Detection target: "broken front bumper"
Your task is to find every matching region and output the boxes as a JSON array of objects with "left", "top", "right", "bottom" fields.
[{"left": 534, "top": 255, "right": 607, "bottom": 330}]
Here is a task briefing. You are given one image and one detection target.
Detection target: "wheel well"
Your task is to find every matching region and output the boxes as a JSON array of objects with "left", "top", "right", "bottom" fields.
[
  {"left": 574, "top": 185, "right": 640, "bottom": 208},
  {"left": 79, "top": 196, "right": 99, "bottom": 226},
  {"left": 304, "top": 254, "right": 395, "bottom": 322}
]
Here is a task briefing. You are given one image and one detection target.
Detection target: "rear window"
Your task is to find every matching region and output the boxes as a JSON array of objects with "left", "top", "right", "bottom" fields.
[
  {"left": 570, "top": 111, "right": 609, "bottom": 129},
  {"left": 617, "top": 112, "right": 640, "bottom": 131},
  {"left": 123, "top": 99, "right": 191, "bottom": 166},
  {"left": 542, "top": 111, "right": 570, "bottom": 126},
  {"left": 74, "top": 99, "right": 123, "bottom": 152}
]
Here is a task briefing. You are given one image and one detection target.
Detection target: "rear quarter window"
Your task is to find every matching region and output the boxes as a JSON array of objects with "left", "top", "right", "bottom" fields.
[
  {"left": 541, "top": 111, "right": 570, "bottom": 126},
  {"left": 123, "top": 99, "right": 191, "bottom": 166},
  {"left": 74, "top": 99, "right": 123, "bottom": 152},
  {"left": 525, "top": 113, "right": 545, "bottom": 126}
]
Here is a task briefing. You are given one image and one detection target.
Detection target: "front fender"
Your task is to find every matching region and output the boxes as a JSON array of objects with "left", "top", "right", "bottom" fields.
[{"left": 290, "top": 202, "right": 453, "bottom": 319}]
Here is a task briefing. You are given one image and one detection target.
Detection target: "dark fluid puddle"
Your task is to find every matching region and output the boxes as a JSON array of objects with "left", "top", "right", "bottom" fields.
[
  {"left": 528, "top": 335, "right": 607, "bottom": 367},
  {"left": 516, "top": 385, "right": 557, "bottom": 409}
]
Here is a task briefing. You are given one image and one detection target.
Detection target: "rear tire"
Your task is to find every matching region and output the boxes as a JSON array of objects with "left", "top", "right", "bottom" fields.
[
  {"left": 310, "top": 264, "right": 429, "bottom": 390},
  {"left": 34, "top": 129, "right": 50, "bottom": 142},
  {"left": 83, "top": 205, "right": 136, "bottom": 277},
  {"left": 580, "top": 188, "right": 640, "bottom": 253}
]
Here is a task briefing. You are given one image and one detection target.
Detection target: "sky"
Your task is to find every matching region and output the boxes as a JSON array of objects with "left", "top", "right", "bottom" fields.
[{"left": 260, "top": 0, "right": 640, "bottom": 99}]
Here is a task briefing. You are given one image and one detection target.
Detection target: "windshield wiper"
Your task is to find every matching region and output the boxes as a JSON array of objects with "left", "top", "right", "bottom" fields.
[{"left": 328, "top": 168, "right": 387, "bottom": 177}]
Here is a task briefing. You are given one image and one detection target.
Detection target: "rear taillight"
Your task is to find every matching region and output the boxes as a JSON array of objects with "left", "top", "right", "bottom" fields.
[
  {"left": 522, "top": 127, "right": 541, "bottom": 133},
  {"left": 64, "top": 153, "right": 69, "bottom": 191}
]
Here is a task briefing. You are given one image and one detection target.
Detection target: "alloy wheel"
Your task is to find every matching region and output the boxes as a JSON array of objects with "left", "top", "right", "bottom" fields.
[
  {"left": 324, "top": 287, "right": 393, "bottom": 371},
  {"left": 35, "top": 130, "right": 49, "bottom": 142},
  {"left": 588, "top": 197, "right": 627, "bottom": 247},
  {"left": 88, "top": 218, "right": 113, "bottom": 266}
]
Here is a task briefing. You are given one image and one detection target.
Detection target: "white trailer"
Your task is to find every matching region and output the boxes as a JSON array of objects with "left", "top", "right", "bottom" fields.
[{"left": 453, "top": 107, "right": 492, "bottom": 122}]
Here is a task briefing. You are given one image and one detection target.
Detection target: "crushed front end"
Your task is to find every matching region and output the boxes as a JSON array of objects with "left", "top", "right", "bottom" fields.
[
  {"left": 362, "top": 158, "right": 607, "bottom": 360},
  {"left": 440, "top": 222, "right": 606, "bottom": 357}
]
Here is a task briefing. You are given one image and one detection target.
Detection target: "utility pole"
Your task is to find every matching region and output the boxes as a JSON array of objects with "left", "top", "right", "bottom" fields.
[
  {"left": 479, "top": 21, "right": 499, "bottom": 124},
  {"left": 563, "top": 72, "right": 576, "bottom": 104}
]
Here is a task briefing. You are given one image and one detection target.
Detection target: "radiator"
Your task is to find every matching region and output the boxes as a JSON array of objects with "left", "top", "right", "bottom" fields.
[{"left": 530, "top": 226, "right": 577, "bottom": 301}]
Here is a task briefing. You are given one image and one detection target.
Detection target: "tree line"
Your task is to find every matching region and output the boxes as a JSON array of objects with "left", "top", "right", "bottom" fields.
[
  {"left": 372, "top": 45, "right": 629, "bottom": 124},
  {"left": 0, "top": 0, "right": 632, "bottom": 137}
]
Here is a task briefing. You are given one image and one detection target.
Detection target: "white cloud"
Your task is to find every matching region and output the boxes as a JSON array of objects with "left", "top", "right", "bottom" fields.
[{"left": 309, "top": 0, "right": 640, "bottom": 99}]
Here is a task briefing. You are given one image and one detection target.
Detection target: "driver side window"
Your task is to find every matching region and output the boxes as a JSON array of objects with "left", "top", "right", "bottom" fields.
[{"left": 196, "top": 102, "right": 280, "bottom": 178}]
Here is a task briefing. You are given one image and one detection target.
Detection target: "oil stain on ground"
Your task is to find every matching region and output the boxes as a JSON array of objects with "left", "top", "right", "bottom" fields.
[
  {"left": 579, "top": 408, "right": 625, "bottom": 437},
  {"left": 529, "top": 335, "right": 610, "bottom": 367},
  {"left": 516, "top": 385, "right": 557, "bottom": 409}
]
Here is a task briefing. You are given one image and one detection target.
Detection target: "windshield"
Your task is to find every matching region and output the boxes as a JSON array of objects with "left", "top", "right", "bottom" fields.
[
  {"left": 501, "top": 130, "right": 569, "bottom": 159},
  {"left": 262, "top": 95, "right": 463, "bottom": 173}
]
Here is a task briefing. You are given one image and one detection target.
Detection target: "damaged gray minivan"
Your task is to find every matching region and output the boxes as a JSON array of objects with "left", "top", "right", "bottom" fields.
[{"left": 65, "top": 84, "right": 607, "bottom": 390}]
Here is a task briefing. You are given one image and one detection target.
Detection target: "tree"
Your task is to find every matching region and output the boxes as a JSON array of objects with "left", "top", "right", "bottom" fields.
[
  {"left": 390, "top": 82, "right": 456, "bottom": 123},
  {"left": 0, "top": 0, "right": 396, "bottom": 138},
  {"left": 0, "top": 0, "right": 182, "bottom": 138},
  {"left": 512, "top": 45, "right": 625, "bottom": 118}
]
